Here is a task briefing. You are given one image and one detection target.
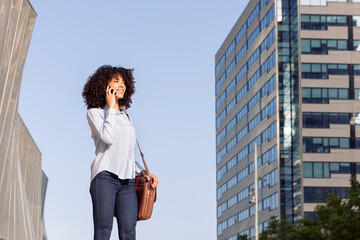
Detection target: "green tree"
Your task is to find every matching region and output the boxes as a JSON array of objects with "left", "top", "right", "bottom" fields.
[
  {"left": 315, "top": 178, "right": 360, "bottom": 240},
  {"left": 237, "top": 233, "right": 249, "bottom": 240},
  {"left": 259, "top": 216, "right": 298, "bottom": 240},
  {"left": 260, "top": 178, "right": 360, "bottom": 240},
  {"left": 295, "top": 217, "right": 323, "bottom": 240}
]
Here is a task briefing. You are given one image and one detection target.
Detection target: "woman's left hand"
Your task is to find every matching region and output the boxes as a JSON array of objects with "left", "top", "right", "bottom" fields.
[{"left": 143, "top": 173, "right": 159, "bottom": 188}]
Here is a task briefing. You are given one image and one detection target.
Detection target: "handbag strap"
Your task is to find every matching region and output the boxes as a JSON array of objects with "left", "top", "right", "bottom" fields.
[{"left": 125, "top": 112, "right": 150, "bottom": 174}]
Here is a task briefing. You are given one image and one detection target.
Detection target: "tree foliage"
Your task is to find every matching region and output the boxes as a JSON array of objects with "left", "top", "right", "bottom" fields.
[
  {"left": 260, "top": 178, "right": 360, "bottom": 240},
  {"left": 237, "top": 234, "right": 249, "bottom": 240}
]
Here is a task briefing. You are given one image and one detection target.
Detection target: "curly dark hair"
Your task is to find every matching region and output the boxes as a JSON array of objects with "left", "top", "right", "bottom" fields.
[{"left": 82, "top": 65, "right": 135, "bottom": 109}]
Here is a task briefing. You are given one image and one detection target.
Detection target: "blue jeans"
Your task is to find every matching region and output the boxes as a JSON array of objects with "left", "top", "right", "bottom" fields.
[{"left": 90, "top": 171, "right": 138, "bottom": 240}]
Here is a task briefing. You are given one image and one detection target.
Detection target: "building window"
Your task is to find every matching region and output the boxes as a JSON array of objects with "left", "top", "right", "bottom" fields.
[
  {"left": 247, "top": 48, "right": 260, "bottom": 69},
  {"left": 236, "top": 24, "right": 247, "bottom": 44},
  {"left": 236, "top": 44, "right": 247, "bottom": 63},
  {"left": 303, "top": 112, "right": 350, "bottom": 128},
  {"left": 304, "top": 187, "right": 349, "bottom": 203},
  {"left": 261, "top": 168, "right": 278, "bottom": 187},
  {"left": 248, "top": 69, "right": 261, "bottom": 89},
  {"left": 225, "top": 40, "right": 236, "bottom": 59},
  {"left": 261, "top": 0, "right": 271, "bottom": 8},
  {"left": 217, "top": 220, "right": 228, "bottom": 236},
  {"left": 217, "top": 202, "right": 227, "bottom": 218},
  {"left": 302, "top": 63, "right": 348, "bottom": 79},
  {"left": 353, "top": 40, "right": 360, "bottom": 51},
  {"left": 356, "top": 113, "right": 360, "bottom": 125},
  {"left": 260, "top": 145, "right": 278, "bottom": 166},
  {"left": 303, "top": 162, "right": 353, "bottom": 178},
  {"left": 247, "top": 4, "right": 260, "bottom": 28},
  {"left": 248, "top": 27, "right": 260, "bottom": 48},
  {"left": 301, "top": 39, "right": 348, "bottom": 54},
  {"left": 216, "top": 164, "right": 226, "bottom": 183},
  {"left": 354, "top": 16, "right": 360, "bottom": 27},
  {"left": 216, "top": 109, "right": 226, "bottom": 129},
  {"left": 261, "top": 28, "right": 276, "bottom": 53},
  {"left": 301, "top": 14, "right": 348, "bottom": 30},
  {"left": 248, "top": 92, "right": 261, "bottom": 110},
  {"left": 355, "top": 65, "right": 360, "bottom": 75},
  {"left": 260, "top": 192, "right": 279, "bottom": 211},
  {"left": 238, "top": 186, "right": 251, "bottom": 202},
  {"left": 303, "top": 137, "right": 350, "bottom": 153},
  {"left": 215, "top": 73, "right": 226, "bottom": 95},
  {"left": 249, "top": 113, "right": 262, "bottom": 131},
  {"left": 302, "top": 88, "right": 349, "bottom": 103},
  {"left": 261, "top": 51, "right": 276, "bottom": 74},
  {"left": 225, "top": 59, "right": 236, "bottom": 78},
  {"left": 300, "top": 0, "right": 347, "bottom": 6},
  {"left": 215, "top": 55, "right": 225, "bottom": 78},
  {"left": 260, "top": 5, "right": 275, "bottom": 31}
]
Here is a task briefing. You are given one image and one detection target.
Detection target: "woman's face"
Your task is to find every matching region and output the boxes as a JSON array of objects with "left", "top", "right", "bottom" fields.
[{"left": 108, "top": 75, "right": 126, "bottom": 99}]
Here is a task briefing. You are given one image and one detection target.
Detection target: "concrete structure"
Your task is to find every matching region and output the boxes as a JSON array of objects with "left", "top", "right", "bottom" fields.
[
  {"left": 215, "top": 0, "right": 360, "bottom": 239},
  {"left": 0, "top": 0, "right": 48, "bottom": 240}
]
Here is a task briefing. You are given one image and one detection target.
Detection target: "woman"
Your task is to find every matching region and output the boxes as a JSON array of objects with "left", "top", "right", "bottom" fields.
[{"left": 82, "top": 65, "right": 159, "bottom": 240}]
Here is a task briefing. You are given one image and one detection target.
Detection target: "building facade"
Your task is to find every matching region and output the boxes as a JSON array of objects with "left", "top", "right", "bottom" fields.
[
  {"left": 0, "top": 0, "right": 48, "bottom": 240},
  {"left": 215, "top": 0, "right": 360, "bottom": 239}
]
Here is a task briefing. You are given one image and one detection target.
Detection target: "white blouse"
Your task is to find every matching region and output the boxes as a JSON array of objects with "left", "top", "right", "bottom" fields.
[{"left": 87, "top": 106, "right": 144, "bottom": 181}]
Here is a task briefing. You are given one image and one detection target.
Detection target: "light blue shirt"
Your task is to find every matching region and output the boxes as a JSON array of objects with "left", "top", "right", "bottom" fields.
[{"left": 87, "top": 107, "right": 144, "bottom": 181}]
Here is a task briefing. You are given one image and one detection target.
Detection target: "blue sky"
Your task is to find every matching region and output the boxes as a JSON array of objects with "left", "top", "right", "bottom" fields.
[{"left": 18, "top": 1, "right": 248, "bottom": 239}]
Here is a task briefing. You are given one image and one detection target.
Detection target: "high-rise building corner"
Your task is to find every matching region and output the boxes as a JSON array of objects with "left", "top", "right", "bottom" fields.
[{"left": 215, "top": 0, "right": 360, "bottom": 239}]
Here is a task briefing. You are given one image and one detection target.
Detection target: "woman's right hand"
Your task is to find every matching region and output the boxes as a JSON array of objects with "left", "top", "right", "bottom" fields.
[
  {"left": 106, "top": 86, "right": 117, "bottom": 109},
  {"left": 141, "top": 171, "right": 159, "bottom": 188}
]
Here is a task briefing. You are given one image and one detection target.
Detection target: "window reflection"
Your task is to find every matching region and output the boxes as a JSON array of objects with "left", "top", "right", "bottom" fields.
[
  {"left": 303, "top": 112, "right": 350, "bottom": 128},
  {"left": 302, "top": 63, "right": 349, "bottom": 79},
  {"left": 302, "top": 87, "right": 349, "bottom": 103},
  {"left": 301, "top": 14, "right": 348, "bottom": 30},
  {"left": 301, "top": 39, "right": 348, "bottom": 54},
  {"left": 304, "top": 187, "right": 349, "bottom": 203},
  {"left": 303, "top": 137, "right": 350, "bottom": 153}
]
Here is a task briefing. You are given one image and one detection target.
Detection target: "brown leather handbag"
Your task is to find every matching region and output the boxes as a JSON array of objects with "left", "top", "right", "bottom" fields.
[
  {"left": 134, "top": 141, "right": 157, "bottom": 221},
  {"left": 125, "top": 113, "right": 157, "bottom": 221}
]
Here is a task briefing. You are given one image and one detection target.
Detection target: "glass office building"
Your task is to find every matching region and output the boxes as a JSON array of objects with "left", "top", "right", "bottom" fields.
[{"left": 215, "top": 0, "right": 360, "bottom": 239}]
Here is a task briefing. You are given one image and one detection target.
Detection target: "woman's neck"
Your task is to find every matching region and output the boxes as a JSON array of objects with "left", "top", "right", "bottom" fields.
[
  {"left": 114, "top": 103, "right": 121, "bottom": 114},
  {"left": 108, "top": 103, "right": 121, "bottom": 114}
]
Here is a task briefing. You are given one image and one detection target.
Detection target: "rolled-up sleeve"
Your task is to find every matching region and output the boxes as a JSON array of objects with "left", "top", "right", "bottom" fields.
[{"left": 87, "top": 108, "right": 116, "bottom": 145}]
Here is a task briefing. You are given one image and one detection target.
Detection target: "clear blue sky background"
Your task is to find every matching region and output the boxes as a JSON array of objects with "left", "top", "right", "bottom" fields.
[{"left": 18, "top": 1, "right": 248, "bottom": 239}]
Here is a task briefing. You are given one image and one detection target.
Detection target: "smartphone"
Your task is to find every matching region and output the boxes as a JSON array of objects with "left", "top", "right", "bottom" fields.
[{"left": 108, "top": 86, "right": 116, "bottom": 95}]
